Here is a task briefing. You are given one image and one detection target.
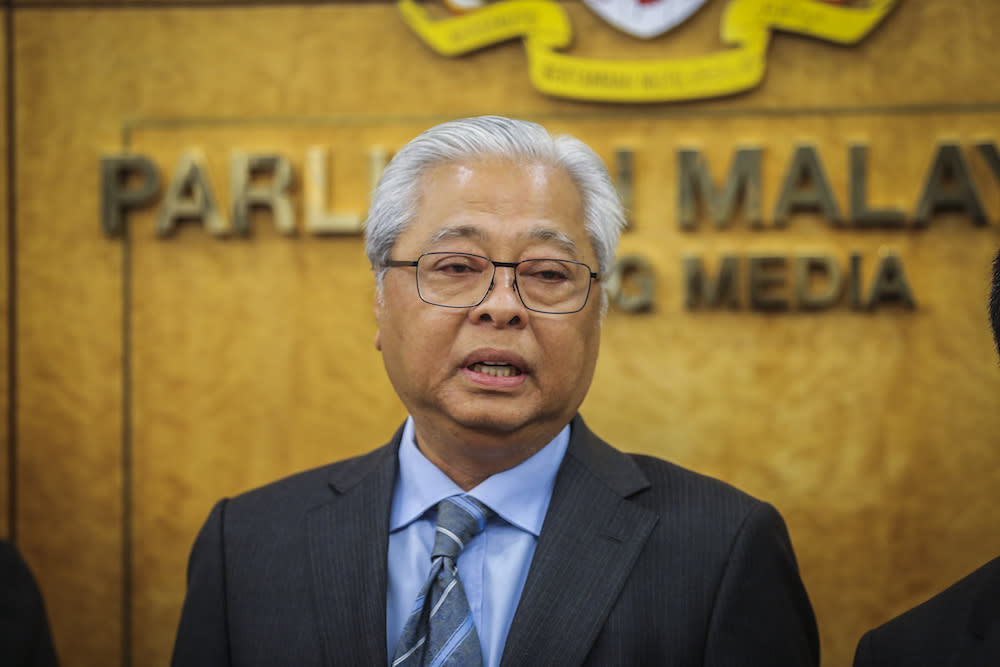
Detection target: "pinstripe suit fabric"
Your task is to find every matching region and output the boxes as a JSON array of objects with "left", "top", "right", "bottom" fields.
[{"left": 172, "top": 415, "right": 819, "bottom": 666}]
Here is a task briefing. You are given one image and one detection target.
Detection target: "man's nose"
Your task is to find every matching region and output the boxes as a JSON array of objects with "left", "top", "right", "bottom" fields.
[{"left": 468, "top": 267, "right": 528, "bottom": 327}]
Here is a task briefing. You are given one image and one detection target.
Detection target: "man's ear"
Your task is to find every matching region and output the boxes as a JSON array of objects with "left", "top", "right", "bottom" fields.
[{"left": 374, "top": 298, "right": 383, "bottom": 351}]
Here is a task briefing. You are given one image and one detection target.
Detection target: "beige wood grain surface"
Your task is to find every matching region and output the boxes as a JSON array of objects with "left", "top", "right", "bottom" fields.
[{"left": 1, "top": 7, "right": 8, "bottom": 541}]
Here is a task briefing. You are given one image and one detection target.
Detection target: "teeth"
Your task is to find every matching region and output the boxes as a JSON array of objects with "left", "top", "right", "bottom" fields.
[{"left": 470, "top": 362, "right": 522, "bottom": 377}]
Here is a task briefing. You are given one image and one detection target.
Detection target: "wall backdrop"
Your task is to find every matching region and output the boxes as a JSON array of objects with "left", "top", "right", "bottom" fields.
[{"left": 4, "top": 1, "right": 1000, "bottom": 666}]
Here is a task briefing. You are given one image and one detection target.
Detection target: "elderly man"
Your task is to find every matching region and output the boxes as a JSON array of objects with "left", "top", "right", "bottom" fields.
[
  {"left": 852, "top": 250, "right": 1000, "bottom": 666},
  {"left": 172, "top": 116, "right": 819, "bottom": 666}
]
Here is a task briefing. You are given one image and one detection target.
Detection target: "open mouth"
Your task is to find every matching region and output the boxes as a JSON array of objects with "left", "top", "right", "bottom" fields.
[{"left": 468, "top": 361, "right": 523, "bottom": 377}]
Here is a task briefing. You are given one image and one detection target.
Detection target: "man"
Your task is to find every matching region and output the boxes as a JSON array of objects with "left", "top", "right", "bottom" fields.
[
  {"left": 852, "top": 250, "right": 1000, "bottom": 667},
  {"left": 172, "top": 116, "right": 819, "bottom": 666}
]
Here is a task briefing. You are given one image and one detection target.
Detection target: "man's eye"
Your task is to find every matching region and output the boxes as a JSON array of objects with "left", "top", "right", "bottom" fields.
[
  {"left": 531, "top": 269, "right": 569, "bottom": 281},
  {"left": 437, "top": 262, "right": 479, "bottom": 275},
  {"left": 524, "top": 261, "right": 572, "bottom": 282}
]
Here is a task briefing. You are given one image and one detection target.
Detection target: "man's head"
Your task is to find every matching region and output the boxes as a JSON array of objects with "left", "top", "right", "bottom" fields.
[
  {"left": 366, "top": 116, "right": 625, "bottom": 296},
  {"left": 364, "top": 117, "right": 625, "bottom": 485},
  {"left": 991, "top": 249, "right": 1000, "bottom": 357}
]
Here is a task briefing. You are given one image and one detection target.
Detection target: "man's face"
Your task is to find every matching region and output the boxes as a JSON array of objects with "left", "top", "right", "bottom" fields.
[{"left": 374, "top": 158, "right": 603, "bottom": 462}]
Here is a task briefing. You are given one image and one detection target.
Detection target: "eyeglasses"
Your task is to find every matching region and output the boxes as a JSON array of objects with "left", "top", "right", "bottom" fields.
[{"left": 386, "top": 252, "right": 599, "bottom": 314}]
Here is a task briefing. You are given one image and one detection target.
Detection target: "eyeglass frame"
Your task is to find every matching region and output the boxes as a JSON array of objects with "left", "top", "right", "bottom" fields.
[{"left": 385, "top": 251, "right": 601, "bottom": 314}]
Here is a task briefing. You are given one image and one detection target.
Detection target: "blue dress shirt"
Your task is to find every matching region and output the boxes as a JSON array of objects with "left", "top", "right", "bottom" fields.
[{"left": 386, "top": 417, "right": 569, "bottom": 667}]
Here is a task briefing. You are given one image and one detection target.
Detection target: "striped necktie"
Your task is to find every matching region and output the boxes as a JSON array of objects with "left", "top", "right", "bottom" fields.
[{"left": 392, "top": 495, "right": 494, "bottom": 667}]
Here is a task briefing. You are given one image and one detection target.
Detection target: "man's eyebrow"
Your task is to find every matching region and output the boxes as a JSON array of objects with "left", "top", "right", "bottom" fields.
[
  {"left": 528, "top": 228, "right": 579, "bottom": 257},
  {"left": 427, "top": 225, "right": 486, "bottom": 246}
]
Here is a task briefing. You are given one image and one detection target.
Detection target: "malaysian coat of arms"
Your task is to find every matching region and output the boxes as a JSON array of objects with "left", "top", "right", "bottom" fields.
[{"left": 399, "top": 0, "right": 899, "bottom": 103}]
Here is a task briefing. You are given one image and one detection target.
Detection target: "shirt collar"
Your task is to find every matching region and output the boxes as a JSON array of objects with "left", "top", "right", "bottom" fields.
[{"left": 390, "top": 416, "right": 569, "bottom": 537}]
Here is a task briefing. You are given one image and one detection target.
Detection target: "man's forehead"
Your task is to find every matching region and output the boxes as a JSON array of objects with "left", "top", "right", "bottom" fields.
[
  {"left": 426, "top": 224, "right": 581, "bottom": 255},
  {"left": 439, "top": 158, "right": 554, "bottom": 185}
]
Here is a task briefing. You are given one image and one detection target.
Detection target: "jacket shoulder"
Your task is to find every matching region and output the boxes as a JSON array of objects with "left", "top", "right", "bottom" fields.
[
  {"left": 222, "top": 441, "right": 397, "bottom": 526},
  {"left": 568, "top": 417, "right": 770, "bottom": 533},
  {"left": 628, "top": 452, "right": 764, "bottom": 521}
]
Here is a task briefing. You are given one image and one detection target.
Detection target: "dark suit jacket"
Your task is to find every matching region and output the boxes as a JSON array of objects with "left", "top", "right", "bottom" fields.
[
  {"left": 172, "top": 415, "right": 819, "bottom": 666},
  {"left": 853, "top": 555, "right": 1000, "bottom": 667},
  {"left": 0, "top": 540, "right": 59, "bottom": 667}
]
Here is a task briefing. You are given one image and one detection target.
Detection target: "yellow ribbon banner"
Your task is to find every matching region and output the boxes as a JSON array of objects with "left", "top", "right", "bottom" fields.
[{"left": 398, "top": 0, "right": 898, "bottom": 103}]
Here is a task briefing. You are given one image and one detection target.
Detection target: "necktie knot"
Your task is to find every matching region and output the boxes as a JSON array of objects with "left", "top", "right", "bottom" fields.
[{"left": 432, "top": 496, "right": 493, "bottom": 562}]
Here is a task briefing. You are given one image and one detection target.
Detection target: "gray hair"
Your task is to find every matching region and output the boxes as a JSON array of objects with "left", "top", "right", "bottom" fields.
[{"left": 364, "top": 116, "right": 625, "bottom": 290}]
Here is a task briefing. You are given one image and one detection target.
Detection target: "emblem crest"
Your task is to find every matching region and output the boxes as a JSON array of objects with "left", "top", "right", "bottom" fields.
[
  {"left": 583, "top": 0, "right": 709, "bottom": 40},
  {"left": 398, "top": 0, "right": 899, "bottom": 103}
]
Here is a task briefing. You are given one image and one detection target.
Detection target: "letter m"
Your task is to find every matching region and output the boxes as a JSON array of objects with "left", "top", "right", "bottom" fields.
[
  {"left": 677, "top": 148, "right": 762, "bottom": 230},
  {"left": 683, "top": 255, "right": 740, "bottom": 308}
]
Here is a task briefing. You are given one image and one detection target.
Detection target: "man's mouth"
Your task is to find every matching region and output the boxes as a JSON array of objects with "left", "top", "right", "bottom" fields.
[{"left": 468, "top": 362, "right": 523, "bottom": 377}]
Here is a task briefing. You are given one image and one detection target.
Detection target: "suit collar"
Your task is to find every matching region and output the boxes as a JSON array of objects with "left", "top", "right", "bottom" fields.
[
  {"left": 500, "top": 415, "right": 657, "bottom": 666},
  {"left": 326, "top": 423, "right": 404, "bottom": 493},
  {"left": 563, "top": 414, "right": 651, "bottom": 498}
]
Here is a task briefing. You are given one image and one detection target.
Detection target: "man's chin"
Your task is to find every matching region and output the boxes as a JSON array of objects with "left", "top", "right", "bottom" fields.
[
  {"left": 451, "top": 412, "right": 529, "bottom": 436},
  {"left": 443, "top": 401, "right": 556, "bottom": 437},
  {"left": 446, "top": 407, "right": 569, "bottom": 444}
]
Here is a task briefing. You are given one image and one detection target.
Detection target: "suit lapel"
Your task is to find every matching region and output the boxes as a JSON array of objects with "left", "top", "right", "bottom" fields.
[
  {"left": 306, "top": 432, "right": 400, "bottom": 666},
  {"left": 500, "top": 417, "right": 658, "bottom": 667}
]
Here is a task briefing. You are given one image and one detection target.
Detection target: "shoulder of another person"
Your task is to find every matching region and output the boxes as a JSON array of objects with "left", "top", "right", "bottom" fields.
[
  {"left": 0, "top": 539, "right": 44, "bottom": 597},
  {"left": 862, "top": 555, "right": 1000, "bottom": 658}
]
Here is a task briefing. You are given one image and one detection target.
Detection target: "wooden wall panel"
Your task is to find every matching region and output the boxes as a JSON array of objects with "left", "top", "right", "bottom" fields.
[
  {"left": 10, "top": 3, "right": 1000, "bottom": 667},
  {"left": 14, "top": 8, "right": 124, "bottom": 666},
  {"left": 1, "top": 8, "right": 8, "bottom": 540}
]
